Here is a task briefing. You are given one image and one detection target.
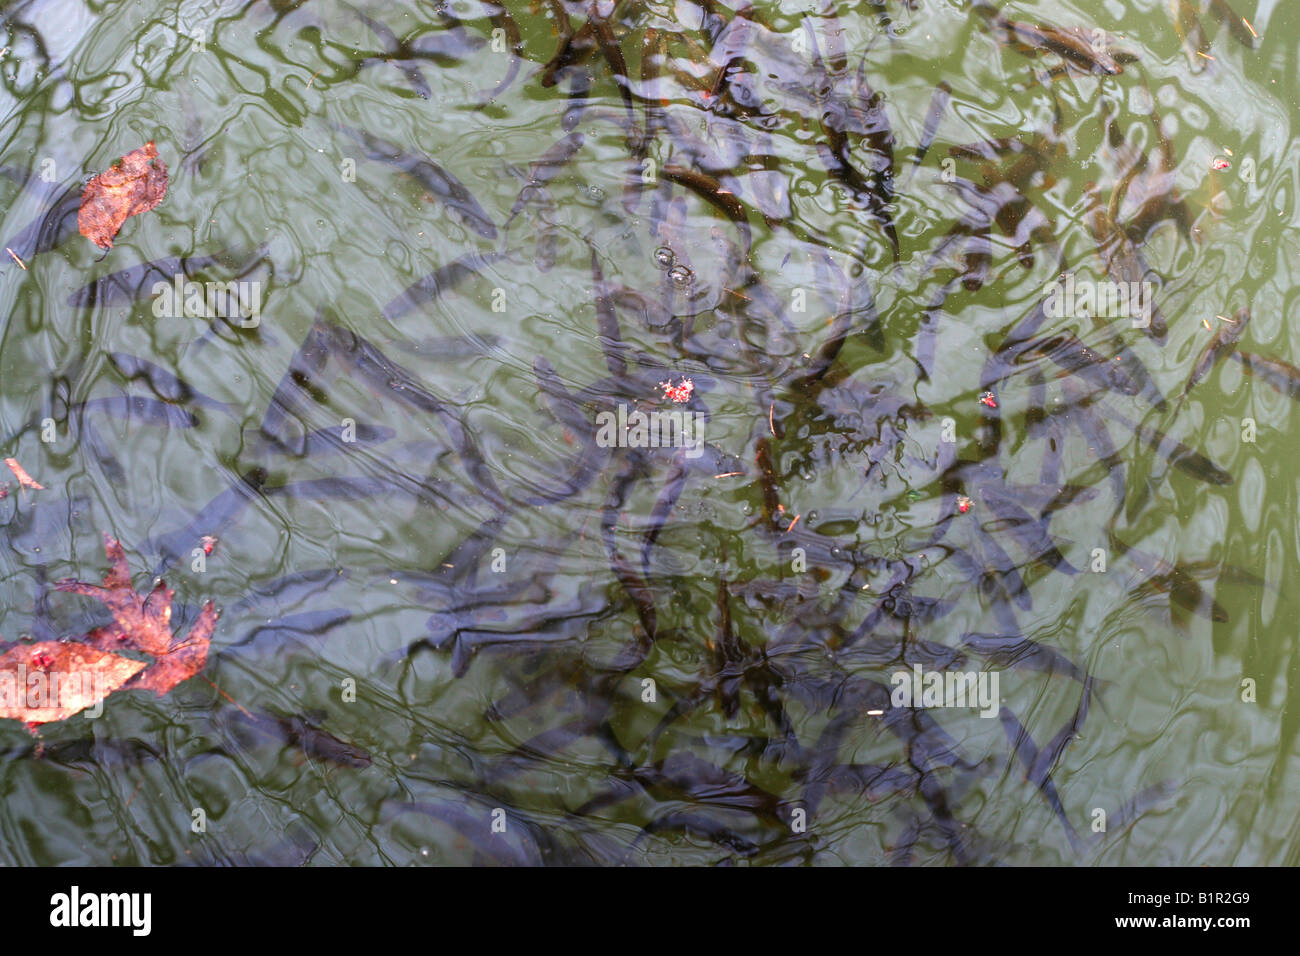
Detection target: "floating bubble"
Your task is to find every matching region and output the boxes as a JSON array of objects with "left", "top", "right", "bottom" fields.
[
  {"left": 669, "top": 263, "right": 693, "bottom": 286},
  {"left": 653, "top": 246, "right": 675, "bottom": 269}
]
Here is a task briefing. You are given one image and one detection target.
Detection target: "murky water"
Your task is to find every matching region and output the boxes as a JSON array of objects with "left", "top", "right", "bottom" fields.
[{"left": 0, "top": 0, "right": 1297, "bottom": 865}]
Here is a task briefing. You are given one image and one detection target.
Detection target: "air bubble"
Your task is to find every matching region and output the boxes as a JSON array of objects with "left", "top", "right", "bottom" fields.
[{"left": 653, "top": 246, "right": 675, "bottom": 269}]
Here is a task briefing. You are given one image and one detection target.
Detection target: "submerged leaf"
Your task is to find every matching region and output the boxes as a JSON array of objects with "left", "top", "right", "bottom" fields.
[
  {"left": 4, "top": 457, "right": 44, "bottom": 490},
  {"left": 77, "top": 142, "right": 168, "bottom": 249},
  {"left": 0, "top": 641, "right": 146, "bottom": 725},
  {"left": 51, "top": 534, "right": 218, "bottom": 701}
]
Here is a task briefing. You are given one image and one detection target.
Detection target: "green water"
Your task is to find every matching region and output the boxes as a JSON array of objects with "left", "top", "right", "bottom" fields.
[{"left": 0, "top": 0, "right": 1296, "bottom": 865}]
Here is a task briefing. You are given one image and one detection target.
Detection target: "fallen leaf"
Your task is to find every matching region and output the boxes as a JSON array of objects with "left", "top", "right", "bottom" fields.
[
  {"left": 129, "top": 601, "right": 218, "bottom": 696},
  {"left": 77, "top": 142, "right": 169, "bottom": 249},
  {"left": 54, "top": 533, "right": 218, "bottom": 697},
  {"left": 56, "top": 535, "right": 174, "bottom": 655},
  {"left": 0, "top": 641, "right": 145, "bottom": 724},
  {"left": 4, "top": 457, "right": 44, "bottom": 489}
]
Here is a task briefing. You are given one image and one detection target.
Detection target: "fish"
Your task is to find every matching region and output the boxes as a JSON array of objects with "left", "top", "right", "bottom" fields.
[
  {"left": 338, "top": 125, "right": 497, "bottom": 238},
  {"left": 382, "top": 795, "right": 545, "bottom": 865},
  {"left": 1108, "top": 408, "right": 1234, "bottom": 486},
  {"left": 1109, "top": 779, "right": 1178, "bottom": 834},
  {"left": 225, "top": 709, "right": 372, "bottom": 769},
  {"left": 272, "top": 422, "right": 396, "bottom": 458},
  {"left": 75, "top": 394, "right": 201, "bottom": 429},
  {"left": 708, "top": 578, "right": 745, "bottom": 717},
  {"left": 257, "top": 318, "right": 334, "bottom": 451},
  {"left": 107, "top": 352, "right": 235, "bottom": 414},
  {"left": 1027, "top": 331, "right": 1140, "bottom": 395},
  {"left": 1206, "top": 0, "right": 1258, "bottom": 49},
  {"left": 540, "top": 16, "right": 596, "bottom": 87},
  {"left": 814, "top": 131, "right": 899, "bottom": 260},
  {"left": 638, "top": 26, "right": 668, "bottom": 156},
  {"left": 973, "top": 2, "right": 1128, "bottom": 75},
  {"left": 817, "top": 763, "right": 916, "bottom": 801},
  {"left": 1168, "top": 0, "right": 1210, "bottom": 68},
  {"left": 1056, "top": 379, "right": 1127, "bottom": 512},
  {"left": 1180, "top": 307, "right": 1251, "bottom": 399},
  {"left": 587, "top": 0, "right": 641, "bottom": 147},
  {"left": 382, "top": 250, "right": 507, "bottom": 320},
  {"left": 601, "top": 457, "right": 660, "bottom": 653},
  {"left": 474, "top": 0, "right": 524, "bottom": 103},
  {"left": 838, "top": 635, "right": 967, "bottom": 670},
  {"left": 147, "top": 467, "right": 270, "bottom": 573},
  {"left": 999, "top": 705, "right": 1084, "bottom": 854},
  {"left": 1109, "top": 533, "right": 1229, "bottom": 624},
  {"left": 960, "top": 632, "right": 1090, "bottom": 685},
  {"left": 1083, "top": 184, "right": 1168, "bottom": 343},
  {"left": 530, "top": 355, "right": 613, "bottom": 501},
  {"left": 588, "top": 244, "right": 630, "bottom": 378},
  {"left": 659, "top": 164, "right": 752, "bottom": 246},
  {"left": 407, "top": 333, "right": 503, "bottom": 358},
  {"left": 911, "top": 81, "right": 951, "bottom": 175},
  {"left": 345, "top": 3, "right": 471, "bottom": 98},
  {"left": 978, "top": 486, "right": 1078, "bottom": 574},
  {"left": 1038, "top": 482, "right": 1101, "bottom": 525},
  {"left": 227, "top": 568, "right": 352, "bottom": 616},
  {"left": 224, "top": 608, "right": 354, "bottom": 655},
  {"left": 1230, "top": 350, "right": 1300, "bottom": 402},
  {"left": 1031, "top": 675, "right": 1098, "bottom": 784},
  {"left": 402, "top": 578, "right": 606, "bottom": 677},
  {"left": 67, "top": 245, "right": 269, "bottom": 308},
  {"left": 635, "top": 811, "right": 761, "bottom": 857},
  {"left": 844, "top": 48, "right": 897, "bottom": 199},
  {"left": 0, "top": 180, "right": 81, "bottom": 264},
  {"left": 706, "top": 3, "right": 759, "bottom": 104},
  {"left": 504, "top": 130, "right": 585, "bottom": 227}
]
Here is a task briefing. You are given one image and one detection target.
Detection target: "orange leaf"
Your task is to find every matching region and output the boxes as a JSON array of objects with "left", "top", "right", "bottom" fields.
[
  {"left": 3, "top": 457, "right": 43, "bottom": 490},
  {"left": 52, "top": 534, "right": 218, "bottom": 699},
  {"left": 77, "top": 142, "right": 168, "bottom": 249},
  {"left": 56, "top": 535, "right": 175, "bottom": 656},
  {"left": 0, "top": 641, "right": 146, "bottom": 724}
]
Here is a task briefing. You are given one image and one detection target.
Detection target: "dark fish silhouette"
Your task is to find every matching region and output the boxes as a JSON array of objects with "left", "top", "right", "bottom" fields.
[
  {"left": 999, "top": 705, "right": 1084, "bottom": 854},
  {"left": 1206, "top": 0, "right": 1258, "bottom": 48},
  {"left": 107, "top": 352, "right": 235, "bottom": 414},
  {"left": 1109, "top": 409, "right": 1233, "bottom": 486},
  {"left": 1109, "top": 533, "right": 1230, "bottom": 625},
  {"left": 973, "top": 2, "right": 1129, "bottom": 75},
  {"left": 0, "top": 180, "right": 81, "bottom": 264},
  {"left": 382, "top": 250, "right": 507, "bottom": 319},
  {"left": 1230, "top": 350, "right": 1300, "bottom": 401},
  {"left": 68, "top": 245, "right": 268, "bottom": 308},
  {"left": 226, "top": 709, "right": 372, "bottom": 769},
  {"left": 339, "top": 124, "right": 497, "bottom": 239},
  {"left": 1180, "top": 307, "right": 1251, "bottom": 400},
  {"left": 961, "top": 632, "right": 1091, "bottom": 685},
  {"left": 911, "top": 81, "right": 951, "bottom": 173}
]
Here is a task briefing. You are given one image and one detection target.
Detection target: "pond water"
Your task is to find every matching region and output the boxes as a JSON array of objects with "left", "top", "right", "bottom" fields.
[{"left": 0, "top": 0, "right": 1297, "bottom": 865}]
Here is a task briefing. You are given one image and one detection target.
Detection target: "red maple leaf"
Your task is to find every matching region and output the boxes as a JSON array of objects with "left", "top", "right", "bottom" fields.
[{"left": 54, "top": 533, "right": 218, "bottom": 697}]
